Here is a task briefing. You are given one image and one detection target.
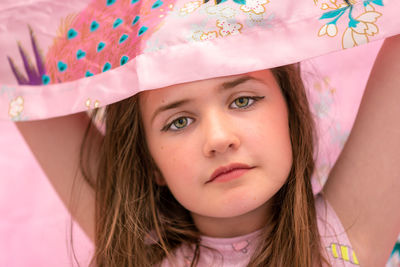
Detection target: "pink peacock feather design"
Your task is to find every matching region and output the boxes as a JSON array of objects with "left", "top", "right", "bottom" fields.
[{"left": 8, "top": 0, "right": 178, "bottom": 85}]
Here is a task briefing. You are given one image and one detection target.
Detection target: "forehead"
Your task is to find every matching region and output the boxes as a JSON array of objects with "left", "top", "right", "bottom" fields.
[{"left": 139, "top": 69, "right": 275, "bottom": 106}]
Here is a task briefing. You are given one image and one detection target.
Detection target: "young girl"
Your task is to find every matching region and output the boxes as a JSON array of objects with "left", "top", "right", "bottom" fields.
[{"left": 2, "top": 0, "right": 400, "bottom": 266}]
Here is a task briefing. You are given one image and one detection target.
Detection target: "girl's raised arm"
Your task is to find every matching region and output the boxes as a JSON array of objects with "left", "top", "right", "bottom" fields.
[
  {"left": 14, "top": 112, "right": 102, "bottom": 242},
  {"left": 322, "top": 34, "right": 400, "bottom": 267}
]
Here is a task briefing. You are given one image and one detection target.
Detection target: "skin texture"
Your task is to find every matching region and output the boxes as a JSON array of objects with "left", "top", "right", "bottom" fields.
[{"left": 140, "top": 69, "right": 293, "bottom": 238}]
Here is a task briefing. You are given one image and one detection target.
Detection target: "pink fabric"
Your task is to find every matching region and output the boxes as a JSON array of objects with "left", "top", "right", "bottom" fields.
[
  {"left": 1, "top": 0, "right": 399, "bottom": 120},
  {"left": 159, "top": 193, "right": 358, "bottom": 267}
]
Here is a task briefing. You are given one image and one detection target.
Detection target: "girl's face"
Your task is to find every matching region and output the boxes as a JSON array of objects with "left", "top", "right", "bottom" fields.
[{"left": 140, "top": 69, "right": 293, "bottom": 237}]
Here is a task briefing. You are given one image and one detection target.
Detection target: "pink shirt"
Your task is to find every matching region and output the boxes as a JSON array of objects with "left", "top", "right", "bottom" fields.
[{"left": 160, "top": 193, "right": 359, "bottom": 266}]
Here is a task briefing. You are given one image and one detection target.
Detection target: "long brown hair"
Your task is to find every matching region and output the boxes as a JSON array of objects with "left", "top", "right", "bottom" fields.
[{"left": 78, "top": 63, "right": 331, "bottom": 266}]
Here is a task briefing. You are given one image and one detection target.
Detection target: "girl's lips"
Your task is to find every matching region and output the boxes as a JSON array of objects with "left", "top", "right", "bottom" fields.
[
  {"left": 207, "top": 163, "right": 253, "bottom": 183},
  {"left": 209, "top": 168, "right": 252, "bottom": 183}
]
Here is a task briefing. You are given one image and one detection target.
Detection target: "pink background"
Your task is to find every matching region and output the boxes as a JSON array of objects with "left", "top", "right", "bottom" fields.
[{"left": 0, "top": 121, "right": 93, "bottom": 266}]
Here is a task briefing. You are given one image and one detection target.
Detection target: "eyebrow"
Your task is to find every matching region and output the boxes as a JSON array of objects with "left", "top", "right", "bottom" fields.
[{"left": 150, "top": 75, "right": 264, "bottom": 124}]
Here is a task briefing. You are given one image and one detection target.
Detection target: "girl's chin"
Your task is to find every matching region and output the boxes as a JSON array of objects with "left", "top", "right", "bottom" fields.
[{"left": 197, "top": 199, "right": 270, "bottom": 219}]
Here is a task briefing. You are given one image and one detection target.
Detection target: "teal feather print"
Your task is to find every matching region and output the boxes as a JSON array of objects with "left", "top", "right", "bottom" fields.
[{"left": 43, "top": 0, "right": 177, "bottom": 84}]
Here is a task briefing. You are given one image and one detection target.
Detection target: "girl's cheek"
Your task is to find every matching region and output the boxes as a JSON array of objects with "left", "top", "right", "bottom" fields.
[{"left": 166, "top": 143, "right": 196, "bottom": 170}]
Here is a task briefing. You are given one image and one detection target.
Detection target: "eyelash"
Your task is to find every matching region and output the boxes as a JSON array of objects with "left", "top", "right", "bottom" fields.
[{"left": 161, "top": 96, "right": 265, "bottom": 132}]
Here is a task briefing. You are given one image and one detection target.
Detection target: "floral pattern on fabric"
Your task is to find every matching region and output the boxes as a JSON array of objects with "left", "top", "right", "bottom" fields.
[
  {"left": 176, "top": 0, "right": 273, "bottom": 42},
  {"left": 317, "top": 0, "right": 384, "bottom": 49},
  {"left": 8, "top": 96, "right": 25, "bottom": 121},
  {"left": 1, "top": 0, "right": 398, "bottom": 122},
  {"left": 0, "top": 86, "right": 26, "bottom": 121}
]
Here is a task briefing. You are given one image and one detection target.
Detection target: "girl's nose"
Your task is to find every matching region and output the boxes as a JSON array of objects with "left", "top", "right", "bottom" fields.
[{"left": 202, "top": 111, "right": 241, "bottom": 157}]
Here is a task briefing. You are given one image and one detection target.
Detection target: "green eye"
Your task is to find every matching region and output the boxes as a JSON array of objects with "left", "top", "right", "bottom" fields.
[
  {"left": 230, "top": 96, "right": 263, "bottom": 109},
  {"left": 234, "top": 97, "right": 249, "bottom": 108},
  {"left": 173, "top": 117, "right": 188, "bottom": 129},
  {"left": 162, "top": 117, "right": 194, "bottom": 131}
]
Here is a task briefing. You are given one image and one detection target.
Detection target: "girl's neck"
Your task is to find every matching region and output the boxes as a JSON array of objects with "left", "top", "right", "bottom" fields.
[{"left": 191, "top": 200, "right": 272, "bottom": 238}]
